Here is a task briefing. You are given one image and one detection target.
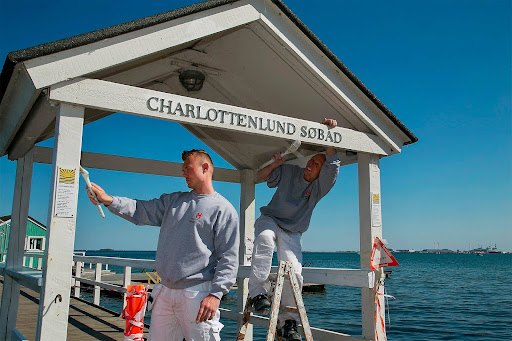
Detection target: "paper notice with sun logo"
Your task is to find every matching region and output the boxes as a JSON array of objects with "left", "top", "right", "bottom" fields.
[
  {"left": 371, "top": 193, "right": 381, "bottom": 227},
  {"left": 54, "top": 167, "right": 78, "bottom": 217}
]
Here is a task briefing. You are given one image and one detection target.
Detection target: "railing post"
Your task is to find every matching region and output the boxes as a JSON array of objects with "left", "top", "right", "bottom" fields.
[
  {"left": 123, "top": 266, "right": 132, "bottom": 310},
  {"left": 238, "top": 169, "right": 255, "bottom": 340},
  {"left": 37, "top": 257, "right": 42, "bottom": 270},
  {"left": 74, "top": 261, "right": 83, "bottom": 298},
  {"left": 94, "top": 263, "right": 102, "bottom": 305},
  {"left": 28, "top": 257, "right": 33, "bottom": 269}
]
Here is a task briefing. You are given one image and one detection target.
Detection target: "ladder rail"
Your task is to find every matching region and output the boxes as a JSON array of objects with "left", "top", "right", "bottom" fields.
[{"left": 238, "top": 261, "right": 313, "bottom": 341}]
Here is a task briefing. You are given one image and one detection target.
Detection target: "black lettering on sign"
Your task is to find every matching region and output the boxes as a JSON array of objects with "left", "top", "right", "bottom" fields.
[
  {"left": 287, "top": 123, "right": 296, "bottom": 135},
  {"left": 206, "top": 108, "right": 218, "bottom": 121},
  {"left": 300, "top": 126, "right": 307, "bottom": 137},
  {"left": 147, "top": 97, "right": 159, "bottom": 111},
  {"left": 185, "top": 104, "right": 195, "bottom": 118},
  {"left": 173, "top": 102, "right": 184, "bottom": 116}
]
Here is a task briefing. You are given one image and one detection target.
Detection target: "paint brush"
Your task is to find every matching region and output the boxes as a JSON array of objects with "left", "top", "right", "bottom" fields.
[
  {"left": 258, "top": 140, "right": 301, "bottom": 170},
  {"left": 79, "top": 166, "right": 105, "bottom": 218}
]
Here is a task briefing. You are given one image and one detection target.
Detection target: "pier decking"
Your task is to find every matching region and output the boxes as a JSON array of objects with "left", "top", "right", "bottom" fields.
[{"left": 0, "top": 279, "right": 148, "bottom": 340}]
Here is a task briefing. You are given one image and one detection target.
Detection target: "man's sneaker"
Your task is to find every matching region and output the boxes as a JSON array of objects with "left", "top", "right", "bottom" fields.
[
  {"left": 251, "top": 294, "right": 271, "bottom": 312},
  {"left": 282, "top": 319, "right": 301, "bottom": 341}
]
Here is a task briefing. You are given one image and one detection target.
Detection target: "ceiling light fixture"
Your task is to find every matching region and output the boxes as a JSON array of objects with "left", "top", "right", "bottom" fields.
[{"left": 179, "top": 69, "right": 205, "bottom": 92}]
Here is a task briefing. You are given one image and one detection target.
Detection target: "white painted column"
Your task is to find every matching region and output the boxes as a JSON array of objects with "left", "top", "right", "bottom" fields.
[
  {"left": 358, "top": 153, "right": 386, "bottom": 340},
  {"left": 122, "top": 266, "right": 132, "bottom": 310},
  {"left": 94, "top": 263, "right": 102, "bottom": 305},
  {"left": 237, "top": 169, "right": 255, "bottom": 341},
  {"left": 0, "top": 150, "right": 34, "bottom": 340},
  {"left": 74, "top": 261, "right": 82, "bottom": 298},
  {"left": 36, "top": 103, "right": 84, "bottom": 340}
]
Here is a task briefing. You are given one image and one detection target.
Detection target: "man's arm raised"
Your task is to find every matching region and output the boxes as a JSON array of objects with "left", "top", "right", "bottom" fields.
[
  {"left": 322, "top": 118, "right": 338, "bottom": 155},
  {"left": 256, "top": 152, "right": 286, "bottom": 181}
]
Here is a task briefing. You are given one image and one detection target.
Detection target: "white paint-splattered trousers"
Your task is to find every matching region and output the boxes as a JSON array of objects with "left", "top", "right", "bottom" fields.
[
  {"left": 148, "top": 281, "right": 223, "bottom": 341},
  {"left": 248, "top": 215, "right": 303, "bottom": 326}
]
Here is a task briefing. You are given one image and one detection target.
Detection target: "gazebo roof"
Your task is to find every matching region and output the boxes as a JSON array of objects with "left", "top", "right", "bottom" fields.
[{"left": 0, "top": 0, "right": 417, "bottom": 169}]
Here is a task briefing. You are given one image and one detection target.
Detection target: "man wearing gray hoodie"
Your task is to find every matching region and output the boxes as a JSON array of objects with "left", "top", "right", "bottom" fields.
[{"left": 87, "top": 149, "right": 239, "bottom": 341}]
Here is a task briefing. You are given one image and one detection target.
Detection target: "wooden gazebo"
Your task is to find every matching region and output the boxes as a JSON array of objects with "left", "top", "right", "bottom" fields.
[{"left": 0, "top": 0, "right": 417, "bottom": 340}]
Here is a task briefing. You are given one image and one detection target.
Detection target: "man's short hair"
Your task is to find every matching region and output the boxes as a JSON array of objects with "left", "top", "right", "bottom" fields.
[{"left": 182, "top": 149, "right": 214, "bottom": 168}]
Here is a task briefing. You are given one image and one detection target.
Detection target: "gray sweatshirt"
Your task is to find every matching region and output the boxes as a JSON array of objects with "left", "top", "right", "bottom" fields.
[
  {"left": 108, "top": 191, "right": 239, "bottom": 299},
  {"left": 260, "top": 154, "right": 340, "bottom": 234}
]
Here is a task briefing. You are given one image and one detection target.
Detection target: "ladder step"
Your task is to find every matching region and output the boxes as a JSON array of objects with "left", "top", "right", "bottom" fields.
[{"left": 279, "top": 305, "right": 298, "bottom": 313}]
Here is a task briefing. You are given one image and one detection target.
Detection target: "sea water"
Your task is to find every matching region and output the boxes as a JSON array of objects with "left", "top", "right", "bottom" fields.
[{"left": 81, "top": 251, "right": 512, "bottom": 340}]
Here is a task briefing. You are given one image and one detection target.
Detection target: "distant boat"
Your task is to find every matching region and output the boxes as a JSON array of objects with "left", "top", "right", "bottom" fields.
[{"left": 475, "top": 252, "right": 484, "bottom": 256}]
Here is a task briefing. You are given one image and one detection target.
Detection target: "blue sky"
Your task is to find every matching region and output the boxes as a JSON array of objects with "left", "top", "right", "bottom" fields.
[{"left": 1, "top": 0, "right": 510, "bottom": 252}]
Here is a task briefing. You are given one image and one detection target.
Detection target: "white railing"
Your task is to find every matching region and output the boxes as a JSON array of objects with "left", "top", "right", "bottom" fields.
[{"left": 1, "top": 254, "right": 371, "bottom": 341}]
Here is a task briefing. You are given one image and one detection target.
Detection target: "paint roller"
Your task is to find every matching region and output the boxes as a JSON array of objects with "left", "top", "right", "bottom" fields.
[
  {"left": 258, "top": 140, "right": 301, "bottom": 170},
  {"left": 79, "top": 166, "right": 105, "bottom": 218}
]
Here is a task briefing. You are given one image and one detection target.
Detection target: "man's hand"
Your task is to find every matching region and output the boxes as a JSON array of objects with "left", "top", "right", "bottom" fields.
[
  {"left": 86, "top": 182, "right": 114, "bottom": 207},
  {"left": 271, "top": 152, "right": 286, "bottom": 167},
  {"left": 196, "top": 294, "right": 220, "bottom": 323},
  {"left": 322, "top": 118, "right": 338, "bottom": 129}
]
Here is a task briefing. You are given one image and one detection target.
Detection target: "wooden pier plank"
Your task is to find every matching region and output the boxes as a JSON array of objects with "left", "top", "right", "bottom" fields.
[{"left": 0, "top": 280, "right": 149, "bottom": 340}]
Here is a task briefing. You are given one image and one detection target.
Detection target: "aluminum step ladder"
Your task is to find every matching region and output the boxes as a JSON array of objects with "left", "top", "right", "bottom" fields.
[{"left": 237, "top": 261, "right": 313, "bottom": 341}]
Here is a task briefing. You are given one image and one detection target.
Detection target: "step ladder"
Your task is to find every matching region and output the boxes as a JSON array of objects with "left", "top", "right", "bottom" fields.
[{"left": 237, "top": 261, "right": 313, "bottom": 341}]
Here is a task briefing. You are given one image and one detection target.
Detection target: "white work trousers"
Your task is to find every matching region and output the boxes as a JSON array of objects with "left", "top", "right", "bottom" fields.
[
  {"left": 248, "top": 215, "right": 303, "bottom": 325},
  {"left": 148, "top": 282, "right": 223, "bottom": 341}
]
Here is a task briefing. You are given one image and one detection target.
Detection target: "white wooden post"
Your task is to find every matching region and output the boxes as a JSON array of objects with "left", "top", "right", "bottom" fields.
[
  {"left": 0, "top": 150, "right": 34, "bottom": 340},
  {"left": 237, "top": 169, "right": 255, "bottom": 340},
  {"left": 37, "top": 257, "right": 43, "bottom": 270},
  {"left": 36, "top": 103, "right": 84, "bottom": 340},
  {"left": 358, "top": 153, "right": 386, "bottom": 340},
  {"left": 122, "top": 266, "right": 132, "bottom": 310},
  {"left": 74, "top": 261, "right": 83, "bottom": 298},
  {"left": 94, "top": 263, "right": 102, "bottom": 305}
]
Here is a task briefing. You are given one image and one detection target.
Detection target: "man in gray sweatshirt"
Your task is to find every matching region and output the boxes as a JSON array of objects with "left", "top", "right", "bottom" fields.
[
  {"left": 248, "top": 119, "right": 340, "bottom": 341},
  {"left": 87, "top": 149, "right": 239, "bottom": 341}
]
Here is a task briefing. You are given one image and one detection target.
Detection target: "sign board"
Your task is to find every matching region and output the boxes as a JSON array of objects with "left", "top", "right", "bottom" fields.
[
  {"left": 370, "top": 237, "right": 399, "bottom": 270},
  {"left": 54, "top": 167, "right": 77, "bottom": 217}
]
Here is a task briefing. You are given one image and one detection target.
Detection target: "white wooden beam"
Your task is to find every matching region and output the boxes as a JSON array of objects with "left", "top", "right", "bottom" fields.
[
  {"left": 237, "top": 169, "right": 256, "bottom": 340},
  {"left": 0, "top": 66, "right": 38, "bottom": 157},
  {"left": 237, "top": 265, "right": 374, "bottom": 289},
  {"left": 0, "top": 150, "right": 34, "bottom": 340},
  {"left": 24, "top": 3, "right": 261, "bottom": 89},
  {"left": 49, "top": 78, "right": 391, "bottom": 155},
  {"left": 33, "top": 146, "right": 241, "bottom": 183},
  {"left": 36, "top": 103, "right": 84, "bottom": 340},
  {"left": 2, "top": 268, "right": 43, "bottom": 293},
  {"left": 8, "top": 92, "right": 57, "bottom": 160},
  {"left": 358, "top": 153, "right": 385, "bottom": 340}
]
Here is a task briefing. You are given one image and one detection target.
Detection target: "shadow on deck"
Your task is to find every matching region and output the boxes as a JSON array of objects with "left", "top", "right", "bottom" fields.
[{"left": 0, "top": 279, "right": 149, "bottom": 340}]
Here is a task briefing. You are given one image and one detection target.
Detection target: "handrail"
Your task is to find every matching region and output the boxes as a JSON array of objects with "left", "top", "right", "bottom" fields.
[{"left": 1, "top": 253, "right": 369, "bottom": 340}]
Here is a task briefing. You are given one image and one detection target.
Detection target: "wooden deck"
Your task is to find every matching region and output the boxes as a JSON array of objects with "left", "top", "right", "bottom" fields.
[{"left": 0, "top": 280, "right": 149, "bottom": 340}]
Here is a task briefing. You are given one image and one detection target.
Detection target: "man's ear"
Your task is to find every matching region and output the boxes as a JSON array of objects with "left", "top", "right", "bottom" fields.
[{"left": 202, "top": 163, "right": 209, "bottom": 173}]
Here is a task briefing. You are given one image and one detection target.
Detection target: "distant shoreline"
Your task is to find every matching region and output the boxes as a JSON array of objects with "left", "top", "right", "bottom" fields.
[{"left": 77, "top": 249, "right": 510, "bottom": 254}]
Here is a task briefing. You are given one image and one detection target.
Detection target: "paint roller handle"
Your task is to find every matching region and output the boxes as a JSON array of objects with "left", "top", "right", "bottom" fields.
[
  {"left": 80, "top": 167, "right": 105, "bottom": 218},
  {"left": 87, "top": 183, "right": 105, "bottom": 218},
  {"left": 87, "top": 184, "right": 105, "bottom": 218},
  {"left": 258, "top": 150, "right": 290, "bottom": 170}
]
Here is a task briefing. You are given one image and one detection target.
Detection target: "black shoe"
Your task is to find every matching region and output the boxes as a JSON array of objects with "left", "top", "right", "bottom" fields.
[
  {"left": 282, "top": 319, "right": 301, "bottom": 341},
  {"left": 251, "top": 294, "right": 271, "bottom": 312}
]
